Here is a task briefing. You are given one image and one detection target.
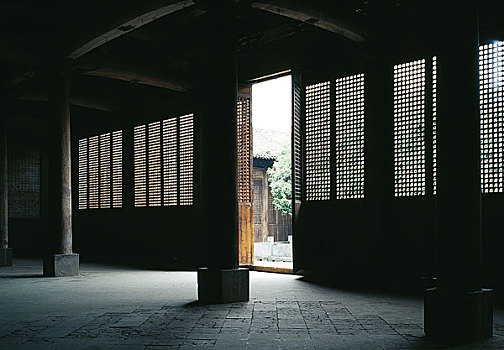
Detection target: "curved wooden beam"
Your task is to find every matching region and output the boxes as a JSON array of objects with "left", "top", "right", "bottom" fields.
[
  {"left": 251, "top": 0, "right": 365, "bottom": 42},
  {"left": 83, "top": 66, "right": 189, "bottom": 92},
  {"left": 19, "top": 94, "right": 112, "bottom": 112},
  {"left": 68, "top": 0, "right": 195, "bottom": 59}
]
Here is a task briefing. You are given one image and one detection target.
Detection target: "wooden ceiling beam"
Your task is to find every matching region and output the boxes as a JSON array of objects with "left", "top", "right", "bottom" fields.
[
  {"left": 251, "top": 0, "right": 365, "bottom": 42},
  {"left": 19, "top": 94, "right": 112, "bottom": 112},
  {"left": 81, "top": 66, "right": 189, "bottom": 92},
  {"left": 68, "top": 0, "right": 195, "bottom": 59}
]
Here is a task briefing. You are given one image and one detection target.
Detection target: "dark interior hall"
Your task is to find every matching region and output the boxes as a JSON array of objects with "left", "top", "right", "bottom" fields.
[{"left": 1, "top": 0, "right": 504, "bottom": 348}]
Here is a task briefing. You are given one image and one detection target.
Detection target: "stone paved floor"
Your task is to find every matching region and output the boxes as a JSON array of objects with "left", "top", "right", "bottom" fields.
[{"left": 1, "top": 259, "right": 503, "bottom": 349}]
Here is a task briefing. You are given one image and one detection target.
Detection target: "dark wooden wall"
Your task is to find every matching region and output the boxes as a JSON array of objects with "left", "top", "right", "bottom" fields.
[
  {"left": 69, "top": 95, "right": 209, "bottom": 268},
  {"left": 4, "top": 8, "right": 504, "bottom": 302}
]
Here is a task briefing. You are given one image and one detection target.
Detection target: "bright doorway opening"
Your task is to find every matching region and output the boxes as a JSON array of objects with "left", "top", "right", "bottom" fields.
[{"left": 251, "top": 74, "right": 293, "bottom": 272}]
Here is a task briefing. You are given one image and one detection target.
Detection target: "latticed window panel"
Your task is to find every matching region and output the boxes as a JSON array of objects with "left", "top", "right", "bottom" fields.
[
  {"left": 134, "top": 114, "right": 195, "bottom": 207},
  {"left": 163, "top": 118, "right": 178, "bottom": 206},
  {"left": 78, "top": 130, "right": 123, "bottom": 209},
  {"left": 480, "top": 41, "right": 504, "bottom": 193},
  {"left": 305, "top": 81, "right": 331, "bottom": 201},
  {"left": 335, "top": 73, "right": 365, "bottom": 199},
  {"left": 134, "top": 125, "right": 147, "bottom": 207},
  {"left": 111, "top": 131, "right": 123, "bottom": 208},
  {"left": 293, "top": 82, "right": 302, "bottom": 201},
  {"left": 78, "top": 139, "right": 88, "bottom": 210},
  {"left": 148, "top": 121, "right": 162, "bottom": 206},
  {"left": 432, "top": 56, "right": 438, "bottom": 195},
  {"left": 99, "top": 133, "right": 111, "bottom": 208},
  {"left": 237, "top": 96, "right": 252, "bottom": 204},
  {"left": 179, "top": 114, "right": 194, "bottom": 205},
  {"left": 7, "top": 143, "right": 41, "bottom": 218},
  {"left": 88, "top": 135, "right": 99, "bottom": 209},
  {"left": 393, "top": 59, "right": 426, "bottom": 197}
]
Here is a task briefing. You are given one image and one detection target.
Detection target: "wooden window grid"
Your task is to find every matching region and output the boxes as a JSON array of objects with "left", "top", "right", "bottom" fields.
[
  {"left": 305, "top": 81, "right": 331, "bottom": 201},
  {"left": 480, "top": 41, "right": 504, "bottom": 193},
  {"left": 432, "top": 56, "right": 437, "bottom": 195},
  {"left": 78, "top": 130, "right": 123, "bottom": 209},
  {"left": 393, "top": 59, "right": 426, "bottom": 197},
  {"left": 134, "top": 114, "right": 194, "bottom": 207},
  {"left": 179, "top": 114, "right": 194, "bottom": 205},
  {"left": 293, "top": 81, "right": 302, "bottom": 201},
  {"left": 237, "top": 96, "right": 252, "bottom": 204},
  {"left": 335, "top": 73, "right": 365, "bottom": 199}
]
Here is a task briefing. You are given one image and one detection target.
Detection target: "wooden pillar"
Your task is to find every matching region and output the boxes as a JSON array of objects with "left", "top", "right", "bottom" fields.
[
  {"left": 43, "top": 61, "right": 79, "bottom": 277},
  {"left": 0, "top": 116, "right": 12, "bottom": 266},
  {"left": 196, "top": 0, "right": 249, "bottom": 303},
  {"left": 424, "top": 2, "right": 493, "bottom": 341}
]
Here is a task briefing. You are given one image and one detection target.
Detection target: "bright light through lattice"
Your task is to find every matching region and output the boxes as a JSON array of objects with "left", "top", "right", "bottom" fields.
[
  {"left": 480, "top": 41, "right": 504, "bottom": 193},
  {"left": 78, "top": 130, "right": 123, "bottom": 209},
  {"left": 134, "top": 114, "right": 194, "bottom": 207},
  {"left": 393, "top": 59, "right": 426, "bottom": 197},
  {"left": 335, "top": 73, "right": 365, "bottom": 199},
  {"left": 305, "top": 81, "right": 331, "bottom": 201},
  {"left": 432, "top": 56, "right": 437, "bottom": 195}
]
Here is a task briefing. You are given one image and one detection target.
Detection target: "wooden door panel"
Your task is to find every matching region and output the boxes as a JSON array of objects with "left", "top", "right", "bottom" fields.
[{"left": 237, "top": 86, "right": 253, "bottom": 265}]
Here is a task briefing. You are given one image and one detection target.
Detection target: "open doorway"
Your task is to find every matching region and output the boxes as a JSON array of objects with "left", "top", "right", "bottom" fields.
[{"left": 250, "top": 74, "right": 293, "bottom": 272}]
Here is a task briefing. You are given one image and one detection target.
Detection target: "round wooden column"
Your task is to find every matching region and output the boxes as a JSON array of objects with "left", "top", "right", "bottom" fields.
[
  {"left": 196, "top": 0, "right": 249, "bottom": 303},
  {"left": 424, "top": 2, "right": 492, "bottom": 341},
  {"left": 43, "top": 62, "right": 79, "bottom": 277},
  {"left": 0, "top": 116, "right": 12, "bottom": 267}
]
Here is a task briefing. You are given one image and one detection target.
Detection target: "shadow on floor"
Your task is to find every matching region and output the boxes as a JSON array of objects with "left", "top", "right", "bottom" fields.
[{"left": 0, "top": 273, "right": 43, "bottom": 279}]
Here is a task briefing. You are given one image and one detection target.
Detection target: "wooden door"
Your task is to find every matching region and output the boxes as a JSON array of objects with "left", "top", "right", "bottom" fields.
[
  {"left": 291, "top": 72, "right": 303, "bottom": 273},
  {"left": 237, "top": 86, "right": 253, "bottom": 265}
]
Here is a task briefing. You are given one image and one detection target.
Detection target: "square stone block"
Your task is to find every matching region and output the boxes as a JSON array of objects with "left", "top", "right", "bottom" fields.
[
  {"left": 0, "top": 248, "right": 13, "bottom": 267},
  {"left": 425, "top": 287, "right": 493, "bottom": 342},
  {"left": 43, "top": 253, "right": 79, "bottom": 277},
  {"left": 197, "top": 267, "right": 249, "bottom": 303}
]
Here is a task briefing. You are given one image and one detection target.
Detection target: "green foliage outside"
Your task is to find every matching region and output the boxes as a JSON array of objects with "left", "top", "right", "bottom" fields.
[{"left": 267, "top": 143, "right": 292, "bottom": 216}]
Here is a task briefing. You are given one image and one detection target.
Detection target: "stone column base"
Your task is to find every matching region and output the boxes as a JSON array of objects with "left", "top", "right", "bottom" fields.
[
  {"left": 0, "top": 248, "right": 13, "bottom": 267},
  {"left": 197, "top": 267, "right": 249, "bottom": 303},
  {"left": 43, "top": 253, "right": 79, "bottom": 277},
  {"left": 425, "top": 287, "right": 493, "bottom": 342}
]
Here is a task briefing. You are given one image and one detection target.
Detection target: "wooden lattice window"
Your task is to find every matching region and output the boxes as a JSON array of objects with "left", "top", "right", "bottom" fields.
[
  {"left": 134, "top": 114, "right": 194, "bottom": 207},
  {"left": 393, "top": 59, "right": 426, "bottom": 197},
  {"left": 293, "top": 81, "right": 302, "bottom": 201},
  {"left": 480, "top": 41, "right": 504, "bottom": 193},
  {"left": 8, "top": 142, "right": 41, "bottom": 218},
  {"left": 78, "top": 130, "right": 123, "bottom": 209},
  {"left": 432, "top": 56, "right": 438, "bottom": 195},
  {"left": 237, "top": 96, "right": 252, "bottom": 203},
  {"left": 335, "top": 73, "right": 365, "bottom": 199},
  {"left": 148, "top": 121, "right": 162, "bottom": 206},
  {"left": 163, "top": 118, "right": 178, "bottom": 206},
  {"left": 111, "top": 131, "right": 123, "bottom": 208},
  {"left": 179, "top": 114, "right": 194, "bottom": 205},
  {"left": 305, "top": 81, "right": 331, "bottom": 201}
]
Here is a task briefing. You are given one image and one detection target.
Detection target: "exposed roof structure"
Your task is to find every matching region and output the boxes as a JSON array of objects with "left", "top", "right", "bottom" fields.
[{"left": 1, "top": 0, "right": 502, "bottom": 117}]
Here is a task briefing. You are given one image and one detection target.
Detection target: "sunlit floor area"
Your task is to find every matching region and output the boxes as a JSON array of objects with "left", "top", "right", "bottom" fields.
[{"left": 1, "top": 260, "right": 504, "bottom": 350}]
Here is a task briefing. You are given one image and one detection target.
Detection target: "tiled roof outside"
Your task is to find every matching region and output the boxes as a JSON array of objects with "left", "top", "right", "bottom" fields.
[{"left": 253, "top": 128, "right": 290, "bottom": 160}]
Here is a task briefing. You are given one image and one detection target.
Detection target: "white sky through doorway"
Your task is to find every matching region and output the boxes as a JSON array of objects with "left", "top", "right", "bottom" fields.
[{"left": 251, "top": 75, "right": 292, "bottom": 134}]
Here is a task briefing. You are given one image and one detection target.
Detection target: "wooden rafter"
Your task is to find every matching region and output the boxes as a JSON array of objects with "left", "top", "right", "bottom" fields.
[
  {"left": 82, "top": 66, "right": 189, "bottom": 92},
  {"left": 251, "top": 0, "right": 365, "bottom": 42},
  {"left": 68, "top": 0, "right": 195, "bottom": 59}
]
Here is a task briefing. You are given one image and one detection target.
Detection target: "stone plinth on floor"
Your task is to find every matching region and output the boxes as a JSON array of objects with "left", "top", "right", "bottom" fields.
[
  {"left": 197, "top": 267, "right": 249, "bottom": 303},
  {"left": 425, "top": 287, "right": 493, "bottom": 342},
  {"left": 0, "top": 248, "right": 12, "bottom": 266},
  {"left": 43, "top": 253, "right": 79, "bottom": 277}
]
